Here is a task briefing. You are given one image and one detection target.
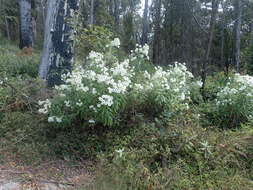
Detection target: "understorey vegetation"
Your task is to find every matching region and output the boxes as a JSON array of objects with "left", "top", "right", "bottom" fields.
[{"left": 0, "top": 39, "right": 252, "bottom": 190}]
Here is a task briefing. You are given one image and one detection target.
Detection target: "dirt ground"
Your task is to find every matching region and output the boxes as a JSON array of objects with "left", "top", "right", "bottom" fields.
[{"left": 0, "top": 157, "right": 94, "bottom": 190}]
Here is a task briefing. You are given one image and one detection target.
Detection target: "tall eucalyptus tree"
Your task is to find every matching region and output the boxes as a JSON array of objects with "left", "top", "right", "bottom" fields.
[
  {"left": 39, "top": 0, "right": 80, "bottom": 87},
  {"left": 152, "top": 0, "right": 162, "bottom": 65},
  {"left": 234, "top": 0, "right": 242, "bottom": 72},
  {"left": 141, "top": 0, "right": 149, "bottom": 45},
  {"left": 18, "top": 0, "right": 33, "bottom": 49}
]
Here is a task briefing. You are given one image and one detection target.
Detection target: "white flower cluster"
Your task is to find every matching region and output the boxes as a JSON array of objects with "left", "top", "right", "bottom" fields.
[
  {"left": 98, "top": 95, "right": 114, "bottom": 107},
  {"left": 130, "top": 44, "right": 149, "bottom": 61},
  {"left": 216, "top": 73, "right": 253, "bottom": 106},
  {"left": 133, "top": 62, "right": 193, "bottom": 110},
  {"left": 48, "top": 116, "right": 62, "bottom": 123},
  {"left": 38, "top": 99, "right": 51, "bottom": 114},
  {"left": 109, "top": 38, "right": 120, "bottom": 48}
]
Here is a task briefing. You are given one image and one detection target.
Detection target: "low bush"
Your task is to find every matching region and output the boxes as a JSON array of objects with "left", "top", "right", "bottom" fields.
[{"left": 214, "top": 73, "right": 253, "bottom": 128}]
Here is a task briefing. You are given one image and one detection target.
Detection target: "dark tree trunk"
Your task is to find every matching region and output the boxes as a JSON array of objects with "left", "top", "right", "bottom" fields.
[
  {"left": 19, "top": 0, "right": 33, "bottom": 49},
  {"left": 234, "top": 0, "right": 242, "bottom": 72},
  {"left": 39, "top": 0, "right": 80, "bottom": 87},
  {"left": 201, "top": 0, "right": 218, "bottom": 95},
  {"left": 114, "top": 0, "right": 120, "bottom": 31},
  {"left": 90, "top": 0, "right": 94, "bottom": 25},
  {"left": 220, "top": 1, "right": 225, "bottom": 69},
  {"left": 109, "top": 0, "right": 113, "bottom": 16},
  {"left": 153, "top": 0, "right": 162, "bottom": 65},
  {"left": 141, "top": 0, "right": 149, "bottom": 45}
]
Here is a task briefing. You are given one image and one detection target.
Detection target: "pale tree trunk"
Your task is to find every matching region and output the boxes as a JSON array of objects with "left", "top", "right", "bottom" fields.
[
  {"left": 32, "top": 16, "right": 37, "bottom": 42},
  {"left": 141, "top": 0, "right": 149, "bottom": 45},
  {"left": 40, "top": 0, "right": 47, "bottom": 24},
  {"left": 19, "top": 0, "right": 33, "bottom": 49},
  {"left": 234, "top": 0, "right": 242, "bottom": 72},
  {"left": 39, "top": 0, "right": 80, "bottom": 87},
  {"left": 221, "top": 1, "right": 225, "bottom": 69},
  {"left": 5, "top": 17, "right": 11, "bottom": 40}
]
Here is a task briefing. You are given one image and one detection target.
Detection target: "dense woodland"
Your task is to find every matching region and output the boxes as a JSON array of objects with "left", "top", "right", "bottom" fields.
[
  {"left": 2, "top": 0, "right": 253, "bottom": 75},
  {"left": 0, "top": 0, "right": 253, "bottom": 189}
]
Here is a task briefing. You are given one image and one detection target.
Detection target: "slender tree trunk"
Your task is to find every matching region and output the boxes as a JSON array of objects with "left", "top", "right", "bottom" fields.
[
  {"left": 201, "top": 0, "right": 218, "bottom": 95},
  {"left": 234, "top": 0, "right": 242, "bottom": 72},
  {"left": 221, "top": 2, "right": 225, "bottom": 69},
  {"left": 153, "top": 0, "right": 162, "bottom": 65},
  {"left": 90, "top": 0, "right": 94, "bottom": 25},
  {"left": 5, "top": 17, "right": 11, "bottom": 40},
  {"left": 114, "top": 0, "right": 120, "bottom": 31},
  {"left": 40, "top": 0, "right": 46, "bottom": 24},
  {"left": 18, "top": 0, "right": 33, "bottom": 49},
  {"left": 39, "top": 0, "right": 80, "bottom": 87},
  {"left": 141, "top": 0, "right": 149, "bottom": 45},
  {"left": 109, "top": 0, "right": 113, "bottom": 16}
]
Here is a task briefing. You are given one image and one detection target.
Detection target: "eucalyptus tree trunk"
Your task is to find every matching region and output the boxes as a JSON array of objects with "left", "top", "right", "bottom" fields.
[
  {"left": 18, "top": 0, "right": 33, "bottom": 49},
  {"left": 109, "top": 0, "right": 113, "bottom": 16},
  {"left": 40, "top": 0, "right": 46, "bottom": 24},
  {"left": 90, "top": 0, "right": 94, "bottom": 25},
  {"left": 234, "top": 0, "right": 242, "bottom": 72},
  {"left": 205, "top": 0, "right": 218, "bottom": 65},
  {"left": 141, "top": 0, "right": 149, "bottom": 45},
  {"left": 39, "top": 0, "right": 80, "bottom": 87},
  {"left": 201, "top": 0, "right": 218, "bottom": 96},
  {"left": 114, "top": 0, "right": 120, "bottom": 31},
  {"left": 5, "top": 17, "right": 11, "bottom": 40},
  {"left": 220, "top": 1, "right": 225, "bottom": 69},
  {"left": 153, "top": 0, "right": 162, "bottom": 65}
]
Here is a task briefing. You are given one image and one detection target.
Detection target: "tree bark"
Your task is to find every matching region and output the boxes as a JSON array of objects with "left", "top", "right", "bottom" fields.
[
  {"left": 221, "top": 1, "right": 225, "bottom": 69},
  {"left": 5, "top": 17, "right": 11, "bottom": 40},
  {"left": 234, "top": 0, "right": 242, "bottom": 72},
  {"left": 201, "top": 0, "right": 218, "bottom": 94},
  {"left": 141, "top": 0, "right": 149, "bottom": 45},
  {"left": 90, "top": 0, "right": 94, "bottom": 25},
  {"left": 114, "top": 0, "right": 120, "bottom": 31},
  {"left": 18, "top": 0, "right": 33, "bottom": 49},
  {"left": 39, "top": 0, "right": 80, "bottom": 87},
  {"left": 152, "top": 0, "right": 162, "bottom": 65}
]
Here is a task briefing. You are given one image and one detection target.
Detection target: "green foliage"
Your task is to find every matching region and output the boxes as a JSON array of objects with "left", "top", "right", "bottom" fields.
[
  {"left": 213, "top": 74, "right": 253, "bottom": 128},
  {"left": 0, "top": 0, "right": 19, "bottom": 39},
  {"left": 86, "top": 113, "right": 253, "bottom": 190},
  {"left": 75, "top": 25, "right": 114, "bottom": 59},
  {"left": 0, "top": 46, "right": 39, "bottom": 78},
  {"left": 200, "top": 73, "right": 253, "bottom": 129},
  {"left": 204, "top": 72, "right": 230, "bottom": 101},
  {"left": 122, "top": 12, "right": 136, "bottom": 53},
  {"left": 0, "top": 37, "right": 253, "bottom": 190}
]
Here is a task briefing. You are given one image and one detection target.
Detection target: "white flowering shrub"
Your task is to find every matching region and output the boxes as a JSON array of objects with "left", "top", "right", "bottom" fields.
[
  {"left": 38, "top": 39, "right": 197, "bottom": 127},
  {"left": 131, "top": 62, "right": 194, "bottom": 117},
  {"left": 215, "top": 73, "right": 253, "bottom": 127}
]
